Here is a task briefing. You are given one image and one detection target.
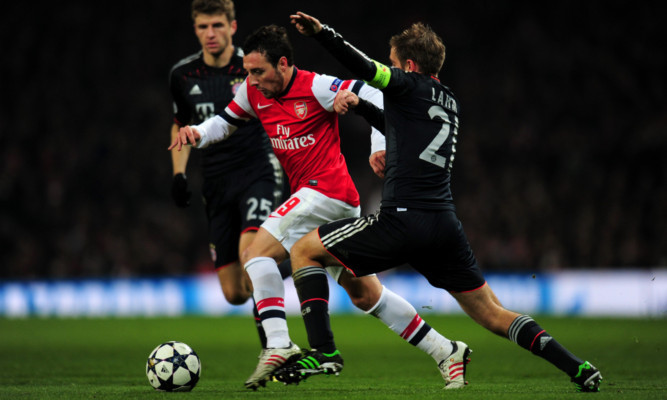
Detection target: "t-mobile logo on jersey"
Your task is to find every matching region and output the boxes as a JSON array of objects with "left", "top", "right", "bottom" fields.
[{"left": 195, "top": 102, "right": 215, "bottom": 121}]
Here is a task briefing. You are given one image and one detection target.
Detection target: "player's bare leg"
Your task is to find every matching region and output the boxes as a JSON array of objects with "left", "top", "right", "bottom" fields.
[
  {"left": 450, "top": 283, "right": 518, "bottom": 336},
  {"left": 451, "top": 284, "right": 602, "bottom": 391}
]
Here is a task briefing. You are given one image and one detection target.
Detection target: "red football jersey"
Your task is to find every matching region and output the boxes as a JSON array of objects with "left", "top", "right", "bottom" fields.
[{"left": 226, "top": 69, "right": 362, "bottom": 207}]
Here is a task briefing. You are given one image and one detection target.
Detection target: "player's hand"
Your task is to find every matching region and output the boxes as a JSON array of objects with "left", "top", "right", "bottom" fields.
[
  {"left": 171, "top": 173, "right": 191, "bottom": 208},
  {"left": 290, "top": 12, "right": 322, "bottom": 36},
  {"left": 334, "top": 89, "right": 359, "bottom": 115},
  {"left": 168, "top": 125, "right": 201, "bottom": 151},
  {"left": 369, "top": 150, "right": 386, "bottom": 179}
]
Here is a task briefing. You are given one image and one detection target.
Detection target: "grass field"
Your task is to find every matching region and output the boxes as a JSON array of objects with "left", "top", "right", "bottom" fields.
[{"left": 1, "top": 315, "right": 665, "bottom": 399}]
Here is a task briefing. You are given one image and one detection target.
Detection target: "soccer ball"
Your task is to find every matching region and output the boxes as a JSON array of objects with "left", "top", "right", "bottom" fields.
[{"left": 146, "top": 341, "right": 201, "bottom": 391}]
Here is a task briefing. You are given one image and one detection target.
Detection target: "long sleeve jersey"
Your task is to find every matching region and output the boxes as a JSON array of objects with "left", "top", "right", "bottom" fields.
[
  {"left": 193, "top": 67, "right": 385, "bottom": 207},
  {"left": 313, "top": 25, "right": 461, "bottom": 211}
]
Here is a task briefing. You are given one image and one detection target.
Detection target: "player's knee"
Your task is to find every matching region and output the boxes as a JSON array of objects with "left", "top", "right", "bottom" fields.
[
  {"left": 349, "top": 292, "right": 377, "bottom": 311},
  {"left": 239, "top": 249, "right": 251, "bottom": 267},
  {"left": 290, "top": 237, "right": 305, "bottom": 257},
  {"left": 290, "top": 235, "right": 315, "bottom": 267},
  {"left": 344, "top": 278, "right": 382, "bottom": 311},
  {"left": 218, "top": 275, "right": 251, "bottom": 305},
  {"left": 222, "top": 288, "right": 250, "bottom": 305}
]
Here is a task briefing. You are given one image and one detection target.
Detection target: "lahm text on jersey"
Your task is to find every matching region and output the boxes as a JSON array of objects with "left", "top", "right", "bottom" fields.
[{"left": 432, "top": 88, "right": 457, "bottom": 113}]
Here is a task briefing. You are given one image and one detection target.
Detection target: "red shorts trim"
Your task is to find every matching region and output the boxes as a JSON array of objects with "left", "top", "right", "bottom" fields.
[
  {"left": 317, "top": 227, "right": 357, "bottom": 278},
  {"left": 449, "top": 281, "right": 487, "bottom": 294},
  {"left": 241, "top": 227, "right": 260, "bottom": 235},
  {"left": 215, "top": 261, "right": 237, "bottom": 271}
]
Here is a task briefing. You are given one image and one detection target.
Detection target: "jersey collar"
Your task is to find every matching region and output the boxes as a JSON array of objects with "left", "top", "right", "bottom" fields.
[{"left": 275, "top": 66, "right": 298, "bottom": 101}]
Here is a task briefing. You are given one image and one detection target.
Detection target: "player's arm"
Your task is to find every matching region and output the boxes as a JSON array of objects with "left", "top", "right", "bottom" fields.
[
  {"left": 333, "top": 86, "right": 385, "bottom": 144},
  {"left": 347, "top": 81, "right": 386, "bottom": 155},
  {"left": 169, "top": 81, "right": 258, "bottom": 150},
  {"left": 356, "top": 84, "right": 386, "bottom": 134},
  {"left": 195, "top": 114, "right": 239, "bottom": 148},
  {"left": 334, "top": 89, "right": 386, "bottom": 178},
  {"left": 354, "top": 96, "right": 386, "bottom": 178},
  {"left": 168, "top": 73, "right": 194, "bottom": 206},
  {"left": 170, "top": 123, "right": 191, "bottom": 174},
  {"left": 169, "top": 123, "right": 193, "bottom": 207},
  {"left": 291, "top": 12, "right": 391, "bottom": 90},
  {"left": 168, "top": 116, "right": 226, "bottom": 150},
  {"left": 192, "top": 79, "right": 260, "bottom": 148},
  {"left": 169, "top": 110, "right": 244, "bottom": 150},
  {"left": 169, "top": 71, "right": 193, "bottom": 168}
]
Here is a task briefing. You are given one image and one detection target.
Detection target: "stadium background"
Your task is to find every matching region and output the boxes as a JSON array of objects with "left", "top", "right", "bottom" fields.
[{"left": 0, "top": 1, "right": 665, "bottom": 316}]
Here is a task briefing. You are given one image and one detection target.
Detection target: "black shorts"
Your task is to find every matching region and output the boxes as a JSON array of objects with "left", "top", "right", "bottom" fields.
[
  {"left": 203, "top": 168, "right": 287, "bottom": 269},
  {"left": 318, "top": 208, "right": 485, "bottom": 292}
]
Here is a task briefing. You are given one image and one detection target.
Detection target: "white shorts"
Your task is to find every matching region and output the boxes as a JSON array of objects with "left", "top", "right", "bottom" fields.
[{"left": 261, "top": 187, "right": 360, "bottom": 281}]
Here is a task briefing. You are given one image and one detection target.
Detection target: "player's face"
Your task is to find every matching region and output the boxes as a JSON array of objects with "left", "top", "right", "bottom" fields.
[
  {"left": 243, "top": 52, "right": 287, "bottom": 99},
  {"left": 390, "top": 47, "right": 420, "bottom": 73},
  {"left": 389, "top": 47, "right": 405, "bottom": 70},
  {"left": 194, "top": 13, "right": 236, "bottom": 58}
]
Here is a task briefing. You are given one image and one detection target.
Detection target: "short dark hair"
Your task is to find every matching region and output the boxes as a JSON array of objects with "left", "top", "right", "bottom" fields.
[
  {"left": 191, "top": 0, "right": 235, "bottom": 22},
  {"left": 242, "top": 25, "right": 294, "bottom": 67},
  {"left": 390, "top": 23, "right": 445, "bottom": 76}
]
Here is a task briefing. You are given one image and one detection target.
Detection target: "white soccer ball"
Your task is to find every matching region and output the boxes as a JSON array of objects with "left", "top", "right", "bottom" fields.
[{"left": 146, "top": 341, "right": 201, "bottom": 391}]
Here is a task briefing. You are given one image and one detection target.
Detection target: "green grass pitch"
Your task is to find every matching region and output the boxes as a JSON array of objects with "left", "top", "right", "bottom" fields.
[{"left": 1, "top": 315, "right": 665, "bottom": 399}]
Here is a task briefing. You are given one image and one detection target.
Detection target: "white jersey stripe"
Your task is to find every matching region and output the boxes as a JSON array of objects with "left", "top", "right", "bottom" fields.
[{"left": 230, "top": 80, "right": 257, "bottom": 118}]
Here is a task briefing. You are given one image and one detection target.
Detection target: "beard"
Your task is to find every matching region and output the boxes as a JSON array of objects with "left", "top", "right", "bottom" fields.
[{"left": 261, "top": 74, "right": 285, "bottom": 99}]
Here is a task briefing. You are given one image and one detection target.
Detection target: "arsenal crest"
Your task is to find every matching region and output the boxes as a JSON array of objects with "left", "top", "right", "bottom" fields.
[{"left": 294, "top": 101, "right": 308, "bottom": 119}]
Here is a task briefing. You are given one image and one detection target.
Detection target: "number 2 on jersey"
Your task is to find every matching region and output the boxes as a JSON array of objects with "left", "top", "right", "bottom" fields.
[{"left": 419, "top": 106, "right": 458, "bottom": 170}]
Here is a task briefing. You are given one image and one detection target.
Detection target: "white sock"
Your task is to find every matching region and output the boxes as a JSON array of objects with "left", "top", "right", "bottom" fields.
[
  {"left": 419, "top": 329, "right": 454, "bottom": 362},
  {"left": 245, "top": 256, "right": 290, "bottom": 348},
  {"left": 366, "top": 286, "right": 453, "bottom": 361}
]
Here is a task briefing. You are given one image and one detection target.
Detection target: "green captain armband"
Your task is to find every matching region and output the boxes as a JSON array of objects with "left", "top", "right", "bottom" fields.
[{"left": 366, "top": 60, "right": 391, "bottom": 89}]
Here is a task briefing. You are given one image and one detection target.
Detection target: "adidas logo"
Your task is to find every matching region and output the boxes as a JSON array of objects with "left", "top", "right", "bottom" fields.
[
  {"left": 189, "top": 84, "right": 202, "bottom": 95},
  {"left": 540, "top": 335, "right": 553, "bottom": 351}
]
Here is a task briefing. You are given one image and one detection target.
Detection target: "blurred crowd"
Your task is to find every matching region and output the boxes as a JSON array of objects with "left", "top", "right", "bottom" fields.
[{"left": 1, "top": 1, "right": 664, "bottom": 278}]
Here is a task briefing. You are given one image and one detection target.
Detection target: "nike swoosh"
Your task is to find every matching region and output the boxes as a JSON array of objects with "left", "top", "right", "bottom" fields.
[{"left": 257, "top": 103, "right": 273, "bottom": 109}]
